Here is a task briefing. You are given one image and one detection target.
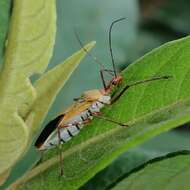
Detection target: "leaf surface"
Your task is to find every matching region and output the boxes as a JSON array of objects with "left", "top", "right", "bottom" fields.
[
  {"left": 0, "top": 0, "right": 56, "bottom": 175},
  {"left": 81, "top": 130, "right": 190, "bottom": 189},
  {"left": 111, "top": 151, "right": 190, "bottom": 190},
  {"left": 10, "top": 36, "right": 190, "bottom": 190}
]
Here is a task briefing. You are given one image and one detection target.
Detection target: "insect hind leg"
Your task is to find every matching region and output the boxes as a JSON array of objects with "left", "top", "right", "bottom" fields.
[
  {"left": 92, "top": 112, "right": 128, "bottom": 127},
  {"left": 57, "top": 127, "right": 64, "bottom": 177}
]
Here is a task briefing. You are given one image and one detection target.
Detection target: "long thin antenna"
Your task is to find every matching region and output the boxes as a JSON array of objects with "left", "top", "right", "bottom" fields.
[
  {"left": 109, "top": 17, "right": 126, "bottom": 77},
  {"left": 74, "top": 28, "right": 106, "bottom": 70}
]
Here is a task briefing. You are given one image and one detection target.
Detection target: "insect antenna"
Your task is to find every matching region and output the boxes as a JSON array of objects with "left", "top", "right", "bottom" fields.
[
  {"left": 74, "top": 28, "right": 106, "bottom": 70},
  {"left": 74, "top": 28, "right": 115, "bottom": 89},
  {"left": 109, "top": 17, "right": 126, "bottom": 78}
]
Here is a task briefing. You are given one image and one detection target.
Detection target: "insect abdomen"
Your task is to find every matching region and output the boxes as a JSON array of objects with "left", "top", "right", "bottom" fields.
[
  {"left": 35, "top": 114, "right": 64, "bottom": 149},
  {"left": 40, "top": 124, "right": 82, "bottom": 150},
  {"left": 36, "top": 95, "right": 110, "bottom": 150}
]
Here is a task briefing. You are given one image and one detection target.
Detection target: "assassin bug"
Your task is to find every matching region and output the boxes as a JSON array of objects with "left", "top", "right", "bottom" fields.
[{"left": 35, "top": 18, "right": 171, "bottom": 176}]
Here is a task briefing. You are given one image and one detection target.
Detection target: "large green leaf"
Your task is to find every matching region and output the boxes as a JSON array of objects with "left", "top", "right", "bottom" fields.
[
  {"left": 0, "top": 0, "right": 56, "bottom": 175},
  {"left": 111, "top": 151, "right": 190, "bottom": 190},
  {"left": 81, "top": 130, "right": 190, "bottom": 189},
  {"left": 8, "top": 36, "right": 190, "bottom": 190},
  {"left": 81, "top": 149, "right": 153, "bottom": 190}
]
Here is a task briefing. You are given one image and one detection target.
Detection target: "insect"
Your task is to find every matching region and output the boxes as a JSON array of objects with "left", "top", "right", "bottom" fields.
[{"left": 35, "top": 18, "right": 171, "bottom": 176}]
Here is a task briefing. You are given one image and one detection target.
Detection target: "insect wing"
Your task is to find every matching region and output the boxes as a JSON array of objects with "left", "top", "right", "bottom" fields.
[
  {"left": 59, "top": 100, "right": 92, "bottom": 126},
  {"left": 35, "top": 114, "right": 64, "bottom": 149}
]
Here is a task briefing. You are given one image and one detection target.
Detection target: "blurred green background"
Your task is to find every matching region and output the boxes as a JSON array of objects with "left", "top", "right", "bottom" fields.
[{"left": 1, "top": 0, "right": 190, "bottom": 189}]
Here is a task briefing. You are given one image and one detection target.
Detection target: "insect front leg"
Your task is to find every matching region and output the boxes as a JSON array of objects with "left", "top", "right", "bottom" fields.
[{"left": 111, "top": 75, "right": 172, "bottom": 104}]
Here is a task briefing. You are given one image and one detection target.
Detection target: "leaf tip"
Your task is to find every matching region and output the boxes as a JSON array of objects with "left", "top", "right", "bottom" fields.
[{"left": 84, "top": 41, "right": 96, "bottom": 51}]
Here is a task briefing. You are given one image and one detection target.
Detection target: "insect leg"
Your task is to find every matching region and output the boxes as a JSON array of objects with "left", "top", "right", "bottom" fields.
[
  {"left": 100, "top": 69, "right": 115, "bottom": 90},
  {"left": 92, "top": 112, "right": 128, "bottom": 127},
  {"left": 73, "top": 118, "right": 91, "bottom": 126},
  {"left": 57, "top": 127, "right": 64, "bottom": 176},
  {"left": 111, "top": 75, "right": 172, "bottom": 104}
]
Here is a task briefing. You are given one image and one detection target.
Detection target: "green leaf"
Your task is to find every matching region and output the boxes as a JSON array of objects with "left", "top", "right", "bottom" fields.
[
  {"left": 0, "top": 0, "right": 11, "bottom": 65},
  {"left": 0, "top": 0, "right": 56, "bottom": 175},
  {"left": 82, "top": 130, "right": 190, "bottom": 189},
  {"left": 81, "top": 149, "right": 152, "bottom": 190},
  {"left": 111, "top": 151, "right": 190, "bottom": 190},
  {"left": 9, "top": 36, "right": 190, "bottom": 190}
]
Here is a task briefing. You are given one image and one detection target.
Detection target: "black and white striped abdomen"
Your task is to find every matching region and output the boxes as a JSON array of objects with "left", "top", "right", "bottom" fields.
[
  {"left": 40, "top": 124, "right": 83, "bottom": 150},
  {"left": 38, "top": 95, "right": 111, "bottom": 150},
  {"left": 89, "top": 95, "right": 111, "bottom": 112}
]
